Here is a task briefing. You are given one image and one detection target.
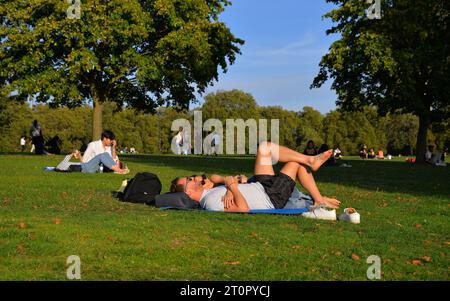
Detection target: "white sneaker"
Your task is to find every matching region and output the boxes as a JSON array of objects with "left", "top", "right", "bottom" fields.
[
  {"left": 339, "top": 208, "right": 360, "bottom": 224},
  {"left": 117, "top": 179, "right": 129, "bottom": 192},
  {"left": 302, "top": 206, "right": 337, "bottom": 221}
]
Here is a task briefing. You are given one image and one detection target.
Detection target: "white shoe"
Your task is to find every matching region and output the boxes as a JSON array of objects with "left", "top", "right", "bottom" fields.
[
  {"left": 339, "top": 208, "right": 360, "bottom": 224},
  {"left": 117, "top": 179, "right": 129, "bottom": 193},
  {"left": 302, "top": 206, "right": 337, "bottom": 221}
]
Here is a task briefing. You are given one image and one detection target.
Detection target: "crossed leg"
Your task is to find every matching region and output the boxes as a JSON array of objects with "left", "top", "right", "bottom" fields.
[
  {"left": 254, "top": 142, "right": 340, "bottom": 209},
  {"left": 254, "top": 141, "right": 333, "bottom": 176}
]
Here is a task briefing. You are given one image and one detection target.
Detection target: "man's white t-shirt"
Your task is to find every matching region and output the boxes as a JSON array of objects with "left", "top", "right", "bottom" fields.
[
  {"left": 199, "top": 183, "right": 274, "bottom": 211},
  {"left": 82, "top": 140, "right": 115, "bottom": 163},
  {"left": 20, "top": 138, "right": 26, "bottom": 146}
]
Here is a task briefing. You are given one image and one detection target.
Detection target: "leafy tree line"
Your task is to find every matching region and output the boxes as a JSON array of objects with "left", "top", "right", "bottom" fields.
[
  {"left": 0, "top": 0, "right": 243, "bottom": 140},
  {"left": 0, "top": 90, "right": 448, "bottom": 155}
]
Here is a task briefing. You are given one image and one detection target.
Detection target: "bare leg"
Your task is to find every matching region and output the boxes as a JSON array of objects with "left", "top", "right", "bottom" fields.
[
  {"left": 297, "top": 164, "right": 341, "bottom": 209},
  {"left": 255, "top": 142, "right": 333, "bottom": 175},
  {"left": 280, "top": 162, "right": 301, "bottom": 181}
]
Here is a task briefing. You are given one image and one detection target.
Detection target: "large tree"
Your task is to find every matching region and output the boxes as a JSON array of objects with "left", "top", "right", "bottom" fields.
[
  {"left": 312, "top": 0, "right": 450, "bottom": 162},
  {"left": 0, "top": 0, "right": 243, "bottom": 139}
]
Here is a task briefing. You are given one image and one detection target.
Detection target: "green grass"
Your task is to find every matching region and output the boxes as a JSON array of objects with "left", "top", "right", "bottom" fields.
[{"left": 0, "top": 153, "right": 448, "bottom": 280}]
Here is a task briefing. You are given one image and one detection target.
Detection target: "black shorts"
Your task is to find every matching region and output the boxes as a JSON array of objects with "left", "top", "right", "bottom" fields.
[{"left": 251, "top": 173, "right": 296, "bottom": 209}]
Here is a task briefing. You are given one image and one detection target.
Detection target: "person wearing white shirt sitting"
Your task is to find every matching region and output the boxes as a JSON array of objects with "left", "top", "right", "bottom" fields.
[{"left": 75, "top": 130, "right": 119, "bottom": 172}]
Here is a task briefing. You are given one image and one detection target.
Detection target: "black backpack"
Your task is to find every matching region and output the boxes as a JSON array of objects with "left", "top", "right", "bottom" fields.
[{"left": 120, "top": 172, "right": 162, "bottom": 205}]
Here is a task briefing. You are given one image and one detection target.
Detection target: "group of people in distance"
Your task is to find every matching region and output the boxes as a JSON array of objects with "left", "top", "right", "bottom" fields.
[
  {"left": 303, "top": 140, "right": 344, "bottom": 167},
  {"left": 359, "top": 145, "right": 387, "bottom": 160},
  {"left": 425, "top": 145, "right": 448, "bottom": 167},
  {"left": 174, "top": 128, "right": 221, "bottom": 156},
  {"left": 24, "top": 120, "right": 63, "bottom": 155}
]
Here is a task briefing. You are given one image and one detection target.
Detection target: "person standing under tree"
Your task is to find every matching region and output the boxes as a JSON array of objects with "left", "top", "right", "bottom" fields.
[
  {"left": 174, "top": 129, "right": 183, "bottom": 155},
  {"left": 29, "top": 120, "right": 45, "bottom": 155},
  {"left": 211, "top": 131, "right": 221, "bottom": 156},
  {"left": 182, "top": 129, "right": 190, "bottom": 155}
]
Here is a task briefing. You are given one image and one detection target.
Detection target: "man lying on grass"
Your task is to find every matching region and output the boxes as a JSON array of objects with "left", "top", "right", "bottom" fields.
[{"left": 170, "top": 142, "right": 341, "bottom": 212}]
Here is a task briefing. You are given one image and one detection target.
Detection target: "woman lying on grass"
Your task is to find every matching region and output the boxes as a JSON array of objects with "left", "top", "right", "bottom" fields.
[{"left": 170, "top": 142, "right": 341, "bottom": 212}]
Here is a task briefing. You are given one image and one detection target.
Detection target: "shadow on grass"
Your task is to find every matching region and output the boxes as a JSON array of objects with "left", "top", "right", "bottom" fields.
[{"left": 122, "top": 154, "right": 450, "bottom": 199}]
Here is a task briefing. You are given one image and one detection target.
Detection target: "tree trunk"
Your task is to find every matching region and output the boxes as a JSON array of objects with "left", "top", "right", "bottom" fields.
[
  {"left": 92, "top": 98, "right": 104, "bottom": 141},
  {"left": 415, "top": 112, "right": 430, "bottom": 164}
]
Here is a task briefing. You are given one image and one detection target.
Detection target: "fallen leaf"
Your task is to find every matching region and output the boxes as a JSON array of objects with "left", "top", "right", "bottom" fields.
[
  {"left": 250, "top": 232, "right": 258, "bottom": 238},
  {"left": 411, "top": 259, "right": 422, "bottom": 265},
  {"left": 334, "top": 251, "right": 343, "bottom": 256},
  {"left": 17, "top": 244, "right": 25, "bottom": 254},
  {"left": 422, "top": 256, "right": 431, "bottom": 262},
  {"left": 224, "top": 261, "right": 240, "bottom": 265},
  {"left": 19, "top": 222, "right": 26, "bottom": 229},
  {"left": 376, "top": 200, "right": 389, "bottom": 208},
  {"left": 445, "top": 242, "right": 450, "bottom": 246},
  {"left": 291, "top": 245, "right": 301, "bottom": 250},
  {"left": 415, "top": 224, "right": 422, "bottom": 229},
  {"left": 55, "top": 218, "right": 61, "bottom": 225},
  {"left": 2, "top": 198, "right": 10, "bottom": 206},
  {"left": 351, "top": 253, "right": 360, "bottom": 261},
  {"left": 107, "top": 236, "right": 117, "bottom": 243}
]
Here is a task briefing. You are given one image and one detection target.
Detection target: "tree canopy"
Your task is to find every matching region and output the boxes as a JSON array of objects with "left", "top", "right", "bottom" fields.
[
  {"left": 2, "top": 90, "right": 447, "bottom": 156},
  {"left": 0, "top": 0, "right": 243, "bottom": 139},
  {"left": 312, "top": 0, "right": 450, "bottom": 162}
]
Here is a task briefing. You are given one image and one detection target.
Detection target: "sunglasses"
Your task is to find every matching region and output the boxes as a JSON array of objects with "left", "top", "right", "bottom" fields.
[{"left": 190, "top": 174, "right": 207, "bottom": 185}]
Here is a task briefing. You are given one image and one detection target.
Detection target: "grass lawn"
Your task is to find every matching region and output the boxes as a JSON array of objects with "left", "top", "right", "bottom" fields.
[{"left": 0, "top": 153, "right": 448, "bottom": 280}]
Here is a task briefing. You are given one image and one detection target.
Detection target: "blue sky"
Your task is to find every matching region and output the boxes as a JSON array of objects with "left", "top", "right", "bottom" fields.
[{"left": 199, "top": 0, "right": 340, "bottom": 114}]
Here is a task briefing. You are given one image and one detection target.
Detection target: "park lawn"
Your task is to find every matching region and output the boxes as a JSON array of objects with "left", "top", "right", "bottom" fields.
[{"left": 0, "top": 153, "right": 448, "bottom": 280}]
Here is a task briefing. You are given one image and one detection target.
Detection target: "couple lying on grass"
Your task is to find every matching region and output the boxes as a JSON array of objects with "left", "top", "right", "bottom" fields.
[
  {"left": 170, "top": 142, "right": 341, "bottom": 212},
  {"left": 56, "top": 130, "right": 130, "bottom": 174}
]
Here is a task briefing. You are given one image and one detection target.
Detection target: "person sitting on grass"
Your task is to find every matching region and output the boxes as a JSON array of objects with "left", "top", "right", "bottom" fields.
[
  {"left": 368, "top": 148, "right": 376, "bottom": 159},
  {"left": 170, "top": 142, "right": 340, "bottom": 212},
  {"left": 359, "top": 145, "right": 368, "bottom": 159},
  {"left": 56, "top": 150, "right": 129, "bottom": 174},
  {"left": 73, "top": 130, "right": 122, "bottom": 173},
  {"left": 425, "top": 145, "right": 434, "bottom": 163},
  {"left": 77, "top": 130, "right": 119, "bottom": 165},
  {"left": 304, "top": 140, "right": 318, "bottom": 156},
  {"left": 376, "top": 148, "right": 385, "bottom": 159}
]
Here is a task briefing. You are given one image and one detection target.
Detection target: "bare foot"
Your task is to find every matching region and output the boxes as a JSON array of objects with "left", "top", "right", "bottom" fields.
[
  {"left": 315, "top": 196, "right": 341, "bottom": 209},
  {"left": 309, "top": 149, "right": 333, "bottom": 171}
]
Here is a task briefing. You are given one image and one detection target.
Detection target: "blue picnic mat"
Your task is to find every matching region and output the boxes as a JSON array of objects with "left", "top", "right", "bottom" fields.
[{"left": 159, "top": 207, "right": 309, "bottom": 215}]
